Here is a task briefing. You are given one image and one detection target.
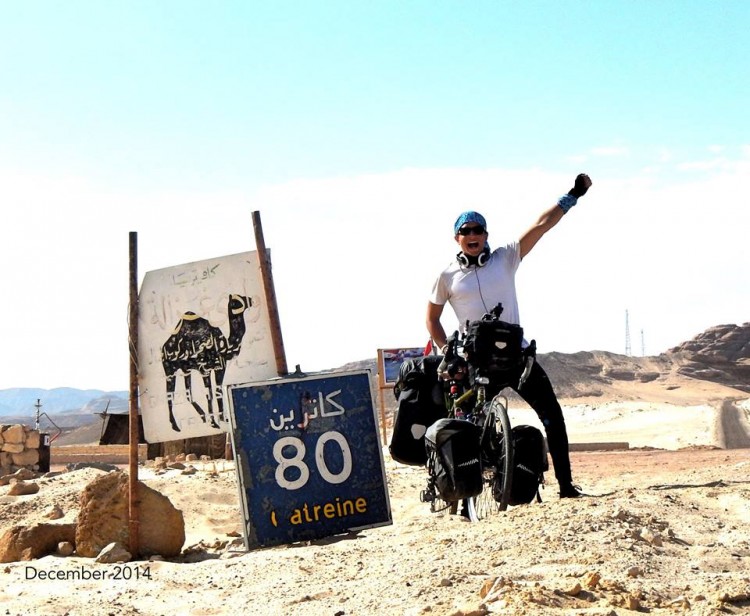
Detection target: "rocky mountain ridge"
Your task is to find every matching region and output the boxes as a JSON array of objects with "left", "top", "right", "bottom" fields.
[
  {"left": 341, "top": 321, "right": 750, "bottom": 402},
  {"left": 536, "top": 322, "right": 749, "bottom": 398}
]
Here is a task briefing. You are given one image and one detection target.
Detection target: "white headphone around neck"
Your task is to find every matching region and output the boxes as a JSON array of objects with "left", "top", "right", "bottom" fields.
[{"left": 456, "top": 245, "right": 490, "bottom": 268}]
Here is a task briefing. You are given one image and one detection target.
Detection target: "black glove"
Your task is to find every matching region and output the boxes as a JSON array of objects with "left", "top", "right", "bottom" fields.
[{"left": 568, "top": 173, "right": 592, "bottom": 198}]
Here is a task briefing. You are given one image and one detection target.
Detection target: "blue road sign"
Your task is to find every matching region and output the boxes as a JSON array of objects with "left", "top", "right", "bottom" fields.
[{"left": 228, "top": 371, "right": 392, "bottom": 548}]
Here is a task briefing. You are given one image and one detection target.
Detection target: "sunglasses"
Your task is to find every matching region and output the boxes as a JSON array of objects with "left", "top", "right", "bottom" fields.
[{"left": 457, "top": 225, "right": 486, "bottom": 236}]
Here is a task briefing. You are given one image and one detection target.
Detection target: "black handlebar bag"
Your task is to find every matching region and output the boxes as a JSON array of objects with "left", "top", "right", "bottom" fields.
[{"left": 463, "top": 318, "right": 525, "bottom": 389}]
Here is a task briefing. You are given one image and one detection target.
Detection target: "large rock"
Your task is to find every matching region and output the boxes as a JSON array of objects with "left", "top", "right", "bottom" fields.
[
  {"left": 75, "top": 471, "right": 185, "bottom": 558},
  {"left": 1, "top": 425, "right": 25, "bottom": 444},
  {"left": 671, "top": 323, "right": 750, "bottom": 362},
  {"left": 12, "top": 449, "right": 39, "bottom": 467},
  {"left": 25, "top": 430, "right": 41, "bottom": 449},
  {"left": 0, "top": 523, "right": 76, "bottom": 563},
  {"left": 1, "top": 442, "right": 24, "bottom": 454}
]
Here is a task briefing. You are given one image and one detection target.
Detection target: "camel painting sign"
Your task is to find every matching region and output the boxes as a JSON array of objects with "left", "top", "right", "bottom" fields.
[
  {"left": 228, "top": 371, "right": 392, "bottom": 549},
  {"left": 138, "top": 251, "right": 278, "bottom": 443}
]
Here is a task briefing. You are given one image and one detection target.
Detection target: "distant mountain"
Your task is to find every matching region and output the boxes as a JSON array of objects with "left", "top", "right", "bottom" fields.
[
  {"left": 1, "top": 322, "right": 746, "bottom": 431},
  {"left": 0, "top": 388, "right": 128, "bottom": 417}
]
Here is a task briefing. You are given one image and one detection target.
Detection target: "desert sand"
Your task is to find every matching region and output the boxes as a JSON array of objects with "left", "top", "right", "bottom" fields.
[{"left": 2, "top": 388, "right": 750, "bottom": 615}]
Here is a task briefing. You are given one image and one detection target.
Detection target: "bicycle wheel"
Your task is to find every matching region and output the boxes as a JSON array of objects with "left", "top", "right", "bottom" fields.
[
  {"left": 487, "top": 395, "right": 514, "bottom": 511},
  {"left": 465, "top": 397, "right": 513, "bottom": 520}
]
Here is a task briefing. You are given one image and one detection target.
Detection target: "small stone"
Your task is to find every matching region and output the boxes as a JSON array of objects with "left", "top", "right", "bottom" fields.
[
  {"left": 641, "top": 527, "right": 663, "bottom": 546},
  {"left": 627, "top": 565, "right": 643, "bottom": 577},
  {"left": 479, "top": 578, "right": 497, "bottom": 598},
  {"left": 627, "top": 595, "right": 641, "bottom": 610},
  {"left": 95, "top": 542, "right": 132, "bottom": 563},
  {"left": 45, "top": 505, "right": 64, "bottom": 520},
  {"left": 564, "top": 582, "right": 582, "bottom": 596},
  {"left": 583, "top": 571, "right": 601, "bottom": 589},
  {"left": 11, "top": 468, "right": 38, "bottom": 481},
  {"left": 57, "top": 542, "right": 74, "bottom": 556},
  {"left": 8, "top": 481, "right": 39, "bottom": 496}
]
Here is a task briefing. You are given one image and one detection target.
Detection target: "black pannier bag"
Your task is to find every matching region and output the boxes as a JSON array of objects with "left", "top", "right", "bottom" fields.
[
  {"left": 424, "top": 418, "right": 483, "bottom": 501},
  {"left": 389, "top": 355, "right": 447, "bottom": 466},
  {"left": 463, "top": 317, "right": 525, "bottom": 380},
  {"left": 508, "top": 424, "right": 548, "bottom": 505}
]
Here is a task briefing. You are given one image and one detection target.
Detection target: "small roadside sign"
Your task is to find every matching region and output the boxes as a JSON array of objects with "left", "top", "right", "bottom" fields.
[{"left": 228, "top": 370, "right": 392, "bottom": 549}]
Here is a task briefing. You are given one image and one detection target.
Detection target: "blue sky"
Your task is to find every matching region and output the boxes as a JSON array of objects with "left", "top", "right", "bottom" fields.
[{"left": 1, "top": 1, "right": 748, "bottom": 390}]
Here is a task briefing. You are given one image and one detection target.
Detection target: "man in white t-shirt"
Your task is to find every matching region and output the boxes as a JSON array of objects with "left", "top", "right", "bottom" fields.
[{"left": 426, "top": 173, "right": 592, "bottom": 498}]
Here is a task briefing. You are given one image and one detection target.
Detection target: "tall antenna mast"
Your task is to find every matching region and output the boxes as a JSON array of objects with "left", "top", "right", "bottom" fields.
[
  {"left": 641, "top": 329, "right": 645, "bottom": 356},
  {"left": 625, "top": 310, "right": 632, "bottom": 356}
]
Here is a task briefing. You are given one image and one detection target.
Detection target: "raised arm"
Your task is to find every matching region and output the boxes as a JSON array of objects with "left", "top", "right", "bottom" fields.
[{"left": 519, "top": 173, "right": 592, "bottom": 260}]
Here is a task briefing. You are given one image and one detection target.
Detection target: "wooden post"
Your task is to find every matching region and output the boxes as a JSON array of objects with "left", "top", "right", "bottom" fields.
[
  {"left": 128, "top": 232, "right": 140, "bottom": 557},
  {"left": 251, "top": 211, "right": 288, "bottom": 377}
]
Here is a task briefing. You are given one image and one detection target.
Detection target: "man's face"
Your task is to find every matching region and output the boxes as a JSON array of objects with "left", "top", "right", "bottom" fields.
[{"left": 455, "top": 223, "right": 488, "bottom": 256}]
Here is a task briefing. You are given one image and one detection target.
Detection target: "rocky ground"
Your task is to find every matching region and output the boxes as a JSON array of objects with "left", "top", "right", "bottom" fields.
[
  {"left": 1, "top": 446, "right": 749, "bottom": 615},
  {"left": 2, "top": 323, "right": 749, "bottom": 614}
]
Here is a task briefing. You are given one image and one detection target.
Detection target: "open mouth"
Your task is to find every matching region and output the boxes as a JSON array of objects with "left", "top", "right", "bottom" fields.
[{"left": 468, "top": 241, "right": 481, "bottom": 250}]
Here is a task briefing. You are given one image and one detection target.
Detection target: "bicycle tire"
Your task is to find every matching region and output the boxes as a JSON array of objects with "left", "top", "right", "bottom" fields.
[
  {"left": 487, "top": 395, "right": 514, "bottom": 511},
  {"left": 464, "top": 396, "right": 513, "bottom": 520}
]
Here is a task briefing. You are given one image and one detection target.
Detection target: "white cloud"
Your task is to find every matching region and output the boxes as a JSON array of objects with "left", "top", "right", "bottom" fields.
[
  {"left": 565, "top": 154, "right": 588, "bottom": 165},
  {"left": 1, "top": 161, "right": 748, "bottom": 390},
  {"left": 656, "top": 147, "right": 673, "bottom": 163},
  {"left": 591, "top": 146, "right": 630, "bottom": 157}
]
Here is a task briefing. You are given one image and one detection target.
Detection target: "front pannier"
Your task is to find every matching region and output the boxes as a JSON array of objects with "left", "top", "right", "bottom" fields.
[
  {"left": 389, "top": 355, "right": 447, "bottom": 466},
  {"left": 425, "top": 418, "right": 483, "bottom": 501},
  {"left": 508, "top": 424, "right": 548, "bottom": 505}
]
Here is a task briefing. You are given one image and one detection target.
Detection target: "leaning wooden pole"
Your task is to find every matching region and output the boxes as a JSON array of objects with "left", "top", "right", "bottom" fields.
[
  {"left": 128, "top": 231, "right": 140, "bottom": 556},
  {"left": 252, "top": 211, "right": 289, "bottom": 377}
]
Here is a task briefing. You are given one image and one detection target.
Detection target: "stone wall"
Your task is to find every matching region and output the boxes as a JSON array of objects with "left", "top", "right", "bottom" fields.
[{"left": 0, "top": 424, "right": 43, "bottom": 474}]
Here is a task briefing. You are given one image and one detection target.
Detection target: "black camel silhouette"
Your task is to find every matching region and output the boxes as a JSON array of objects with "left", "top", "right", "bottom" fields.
[{"left": 161, "top": 294, "right": 253, "bottom": 432}]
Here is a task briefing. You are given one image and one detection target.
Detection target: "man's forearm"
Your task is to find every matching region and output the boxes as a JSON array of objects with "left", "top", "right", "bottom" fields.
[
  {"left": 428, "top": 323, "right": 447, "bottom": 350},
  {"left": 426, "top": 302, "right": 447, "bottom": 350}
]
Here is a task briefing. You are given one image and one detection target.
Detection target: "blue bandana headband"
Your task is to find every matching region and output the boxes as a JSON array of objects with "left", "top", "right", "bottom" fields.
[{"left": 453, "top": 211, "right": 487, "bottom": 235}]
